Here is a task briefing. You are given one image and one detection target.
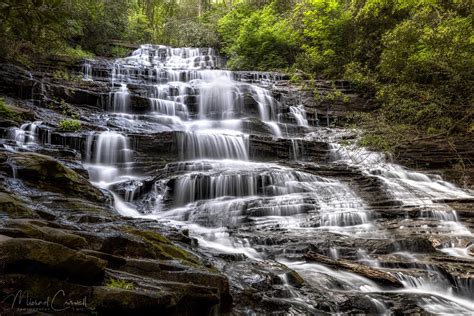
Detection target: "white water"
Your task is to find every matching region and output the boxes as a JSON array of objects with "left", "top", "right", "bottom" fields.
[
  {"left": 7, "top": 121, "right": 42, "bottom": 146},
  {"left": 80, "top": 45, "right": 474, "bottom": 314}
]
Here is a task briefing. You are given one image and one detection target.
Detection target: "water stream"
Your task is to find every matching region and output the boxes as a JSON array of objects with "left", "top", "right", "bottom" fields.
[{"left": 74, "top": 45, "right": 474, "bottom": 313}]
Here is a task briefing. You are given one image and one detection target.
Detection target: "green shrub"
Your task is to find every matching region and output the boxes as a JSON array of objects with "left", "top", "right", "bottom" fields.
[
  {"left": 358, "top": 134, "right": 392, "bottom": 152},
  {"left": 110, "top": 46, "right": 131, "bottom": 58},
  {"left": 58, "top": 119, "right": 82, "bottom": 132}
]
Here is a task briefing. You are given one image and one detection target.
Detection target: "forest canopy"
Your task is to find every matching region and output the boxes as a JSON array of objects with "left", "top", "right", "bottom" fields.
[{"left": 0, "top": 0, "right": 472, "bottom": 149}]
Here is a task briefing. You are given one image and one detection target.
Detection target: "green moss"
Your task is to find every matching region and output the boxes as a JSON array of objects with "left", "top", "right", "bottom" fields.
[
  {"left": 58, "top": 119, "right": 82, "bottom": 132},
  {"left": 9, "top": 152, "right": 102, "bottom": 202},
  {"left": 106, "top": 279, "right": 135, "bottom": 290},
  {"left": 57, "top": 100, "right": 80, "bottom": 119},
  {"left": 125, "top": 228, "right": 200, "bottom": 265},
  {"left": 0, "top": 98, "right": 20, "bottom": 122}
]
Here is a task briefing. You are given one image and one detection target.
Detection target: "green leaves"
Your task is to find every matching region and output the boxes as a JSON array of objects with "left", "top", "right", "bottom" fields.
[{"left": 218, "top": 1, "right": 299, "bottom": 70}]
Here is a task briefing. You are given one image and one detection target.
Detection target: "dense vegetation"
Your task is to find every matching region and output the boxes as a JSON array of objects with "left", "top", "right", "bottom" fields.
[
  {"left": 0, "top": 0, "right": 472, "bottom": 151},
  {"left": 217, "top": 0, "right": 473, "bottom": 150}
]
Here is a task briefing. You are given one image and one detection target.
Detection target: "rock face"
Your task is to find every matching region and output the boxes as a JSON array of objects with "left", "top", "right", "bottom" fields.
[
  {"left": 0, "top": 141, "right": 231, "bottom": 315},
  {"left": 394, "top": 136, "right": 474, "bottom": 189},
  {"left": 0, "top": 47, "right": 473, "bottom": 316}
]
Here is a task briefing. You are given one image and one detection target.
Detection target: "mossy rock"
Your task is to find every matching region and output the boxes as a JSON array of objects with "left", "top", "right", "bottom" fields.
[
  {"left": 125, "top": 228, "right": 200, "bottom": 265},
  {"left": 285, "top": 270, "right": 305, "bottom": 288},
  {"left": 0, "top": 99, "right": 35, "bottom": 126},
  {"left": 2, "top": 219, "right": 89, "bottom": 249},
  {"left": 91, "top": 286, "right": 174, "bottom": 313},
  {"left": 41, "top": 197, "right": 114, "bottom": 217},
  {"left": 3, "top": 152, "right": 104, "bottom": 202},
  {"left": 0, "top": 273, "right": 94, "bottom": 313},
  {"left": 0, "top": 192, "right": 36, "bottom": 218},
  {"left": 0, "top": 236, "right": 106, "bottom": 284}
]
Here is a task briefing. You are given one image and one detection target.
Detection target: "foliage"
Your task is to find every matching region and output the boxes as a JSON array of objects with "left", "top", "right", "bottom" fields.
[
  {"left": 294, "top": 0, "right": 354, "bottom": 76},
  {"left": 215, "top": 0, "right": 473, "bottom": 148},
  {"left": 58, "top": 119, "right": 82, "bottom": 132},
  {"left": 219, "top": 1, "right": 299, "bottom": 70},
  {"left": 106, "top": 278, "right": 135, "bottom": 290},
  {"left": 124, "top": 10, "right": 153, "bottom": 44}
]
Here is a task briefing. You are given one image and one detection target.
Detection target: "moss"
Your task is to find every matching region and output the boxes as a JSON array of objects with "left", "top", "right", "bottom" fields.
[
  {"left": 0, "top": 192, "right": 36, "bottom": 218},
  {"left": 125, "top": 228, "right": 200, "bottom": 265},
  {"left": 0, "top": 98, "right": 19, "bottom": 121},
  {"left": 50, "top": 45, "right": 95, "bottom": 65},
  {"left": 0, "top": 98, "right": 34, "bottom": 123},
  {"left": 110, "top": 46, "right": 130, "bottom": 58},
  {"left": 106, "top": 278, "right": 135, "bottom": 290}
]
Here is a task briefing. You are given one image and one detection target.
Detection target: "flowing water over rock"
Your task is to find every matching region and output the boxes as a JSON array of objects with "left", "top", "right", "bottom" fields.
[
  {"left": 3, "top": 44, "right": 472, "bottom": 314},
  {"left": 77, "top": 45, "right": 474, "bottom": 314}
]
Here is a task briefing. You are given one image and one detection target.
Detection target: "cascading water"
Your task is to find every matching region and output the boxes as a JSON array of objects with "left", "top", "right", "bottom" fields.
[
  {"left": 5, "top": 121, "right": 42, "bottom": 147},
  {"left": 80, "top": 45, "right": 474, "bottom": 314},
  {"left": 84, "top": 131, "right": 133, "bottom": 186}
]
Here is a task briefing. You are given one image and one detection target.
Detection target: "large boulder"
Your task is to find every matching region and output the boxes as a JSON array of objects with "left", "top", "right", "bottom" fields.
[
  {"left": 0, "top": 236, "right": 106, "bottom": 284},
  {"left": 0, "top": 151, "right": 104, "bottom": 202}
]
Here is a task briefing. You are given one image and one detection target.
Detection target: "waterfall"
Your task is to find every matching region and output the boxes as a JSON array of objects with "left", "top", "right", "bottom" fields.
[
  {"left": 198, "top": 75, "right": 237, "bottom": 120},
  {"left": 290, "top": 104, "right": 308, "bottom": 126},
  {"left": 150, "top": 98, "right": 189, "bottom": 119},
  {"left": 82, "top": 60, "right": 92, "bottom": 80},
  {"left": 76, "top": 44, "right": 474, "bottom": 314},
  {"left": 84, "top": 131, "right": 133, "bottom": 184},
  {"left": 109, "top": 83, "right": 130, "bottom": 112},
  {"left": 177, "top": 130, "right": 249, "bottom": 160}
]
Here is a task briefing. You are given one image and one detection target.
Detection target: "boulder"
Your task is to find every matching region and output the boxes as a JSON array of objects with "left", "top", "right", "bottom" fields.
[
  {"left": 0, "top": 151, "right": 104, "bottom": 202},
  {"left": 0, "top": 237, "right": 106, "bottom": 284}
]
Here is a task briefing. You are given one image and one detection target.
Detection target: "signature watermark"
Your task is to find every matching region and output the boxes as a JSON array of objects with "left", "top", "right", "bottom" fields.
[{"left": 1, "top": 290, "right": 88, "bottom": 313}]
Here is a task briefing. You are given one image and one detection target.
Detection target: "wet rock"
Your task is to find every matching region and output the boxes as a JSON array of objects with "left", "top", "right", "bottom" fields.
[
  {"left": 0, "top": 100, "right": 35, "bottom": 127},
  {"left": 130, "top": 95, "right": 151, "bottom": 111},
  {"left": 0, "top": 237, "right": 106, "bottom": 284},
  {"left": 0, "top": 151, "right": 104, "bottom": 202},
  {"left": 383, "top": 237, "right": 437, "bottom": 254},
  {"left": 0, "top": 192, "right": 36, "bottom": 218},
  {"left": 304, "top": 252, "right": 403, "bottom": 288},
  {"left": 41, "top": 196, "right": 114, "bottom": 217},
  {"left": 285, "top": 270, "right": 305, "bottom": 288},
  {"left": 124, "top": 228, "right": 200, "bottom": 264},
  {"left": 468, "top": 244, "right": 474, "bottom": 257},
  {"left": 48, "top": 84, "right": 104, "bottom": 109},
  {"left": 0, "top": 219, "right": 88, "bottom": 249},
  {"left": 79, "top": 249, "right": 127, "bottom": 269},
  {"left": 0, "top": 63, "right": 38, "bottom": 99},
  {"left": 91, "top": 286, "right": 175, "bottom": 314},
  {"left": 394, "top": 136, "right": 474, "bottom": 189}
]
